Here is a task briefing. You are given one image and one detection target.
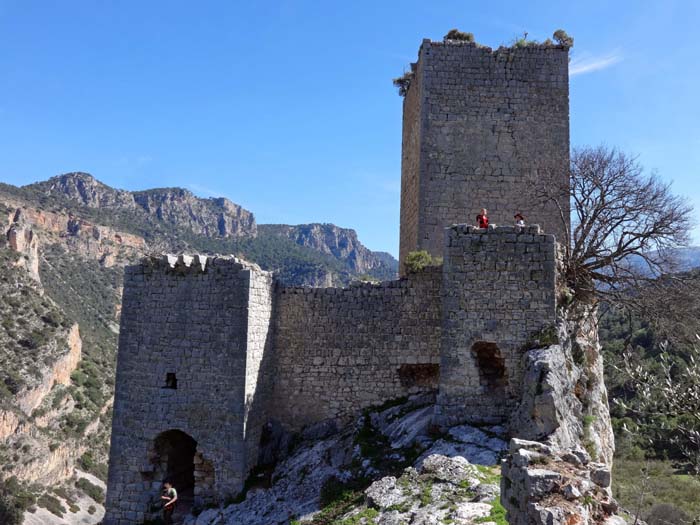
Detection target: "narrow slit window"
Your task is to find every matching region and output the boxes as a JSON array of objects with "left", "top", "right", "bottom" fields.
[{"left": 164, "top": 373, "right": 177, "bottom": 389}]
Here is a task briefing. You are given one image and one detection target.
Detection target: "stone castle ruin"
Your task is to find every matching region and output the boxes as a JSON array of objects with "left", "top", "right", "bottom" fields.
[{"left": 105, "top": 35, "right": 575, "bottom": 524}]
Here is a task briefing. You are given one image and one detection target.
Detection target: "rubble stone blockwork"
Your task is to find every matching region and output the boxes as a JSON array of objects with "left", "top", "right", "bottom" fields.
[
  {"left": 436, "top": 225, "right": 557, "bottom": 426},
  {"left": 271, "top": 268, "right": 442, "bottom": 429},
  {"left": 105, "top": 37, "right": 574, "bottom": 525},
  {"left": 105, "top": 256, "right": 275, "bottom": 524},
  {"left": 399, "top": 40, "right": 570, "bottom": 273}
]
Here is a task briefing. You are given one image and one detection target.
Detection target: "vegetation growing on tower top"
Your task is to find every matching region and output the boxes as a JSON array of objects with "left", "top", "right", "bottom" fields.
[
  {"left": 443, "top": 29, "right": 475, "bottom": 42},
  {"left": 392, "top": 70, "right": 414, "bottom": 97},
  {"left": 553, "top": 29, "right": 574, "bottom": 48}
]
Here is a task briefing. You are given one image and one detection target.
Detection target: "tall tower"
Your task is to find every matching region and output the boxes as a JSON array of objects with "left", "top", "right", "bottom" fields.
[{"left": 398, "top": 37, "right": 571, "bottom": 274}]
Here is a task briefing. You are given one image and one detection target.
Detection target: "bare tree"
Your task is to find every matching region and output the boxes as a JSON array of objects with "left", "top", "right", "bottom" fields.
[{"left": 534, "top": 145, "right": 694, "bottom": 302}]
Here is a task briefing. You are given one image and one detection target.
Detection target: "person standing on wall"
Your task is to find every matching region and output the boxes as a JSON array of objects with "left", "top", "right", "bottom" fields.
[
  {"left": 476, "top": 208, "right": 489, "bottom": 228},
  {"left": 161, "top": 480, "right": 178, "bottom": 525}
]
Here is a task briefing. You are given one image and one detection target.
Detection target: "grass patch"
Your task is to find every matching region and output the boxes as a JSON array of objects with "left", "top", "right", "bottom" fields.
[
  {"left": 419, "top": 481, "right": 433, "bottom": 506},
  {"left": 613, "top": 459, "right": 700, "bottom": 520},
  {"left": 335, "top": 507, "right": 379, "bottom": 525},
  {"left": 475, "top": 465, "right": 501, "bottom": 485},
  {"left": 475, "top": 496, "right": 507, "bottom": 525}
]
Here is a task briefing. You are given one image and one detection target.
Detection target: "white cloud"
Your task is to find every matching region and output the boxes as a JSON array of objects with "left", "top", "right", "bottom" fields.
[
  {"left": 570, "top": 51, "right": 623, "bottom": 76},
  {"left": 187, "top": 183, "right": 226, "bottom": 199}
]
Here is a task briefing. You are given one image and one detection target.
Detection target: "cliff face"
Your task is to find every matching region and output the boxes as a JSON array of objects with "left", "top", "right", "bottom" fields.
[
  {"left": 132, "top": 189, "right": 257, "bottom": 238},
  {"left": 27, "top": 172, "right": 258, "bottom": 239},
  {"left": 0, "top": 245, "right": 88, "bottom": 488},
  {"left": 260, "top": 223, "right": 398, "bottom": 279},
  {"left": 27, "top": 172, "right": 136, "bottom": 209},
  {"left": 502, "top": 304, "right": 618, "bottom": 525}
]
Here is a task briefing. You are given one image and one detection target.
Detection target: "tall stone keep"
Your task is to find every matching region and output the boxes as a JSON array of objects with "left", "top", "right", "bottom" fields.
[{"left": 398, "top": 39, "right": 570, "bottom": 274}]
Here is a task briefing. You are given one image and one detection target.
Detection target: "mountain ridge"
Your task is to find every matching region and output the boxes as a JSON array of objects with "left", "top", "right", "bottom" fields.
[{"left": 7, "top": 172, "right": 397, "bottom": 283}]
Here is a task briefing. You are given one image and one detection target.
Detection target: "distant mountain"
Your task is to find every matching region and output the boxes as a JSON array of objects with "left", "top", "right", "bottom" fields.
[
  {"left": 26, "top": 172, "right": 257, "bottom": 239},
  {"left": 260, "top": 223, "right": 397, "bottom": 280},
  {"left": 668, "top": 246, "right": 700, "bottom": 272},
  {"left": 5, "top": 172, "right": 397, "bottom": 285}
]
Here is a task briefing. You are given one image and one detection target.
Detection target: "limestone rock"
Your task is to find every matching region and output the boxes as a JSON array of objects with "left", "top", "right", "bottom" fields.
[
  {"left": 365, "top": 477, "right": 407, "bottom": 509},
  {"left": 420, "top": 454, "right": 479, "bottom": 485}
]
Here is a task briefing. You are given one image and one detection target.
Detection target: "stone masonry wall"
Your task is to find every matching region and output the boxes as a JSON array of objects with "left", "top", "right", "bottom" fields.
[
  {"left": 243, "top": 268, "right": 275, "bottom": 472},
  {"left": 398, "top": 40, "right": 570, "bottom": 271},
  {"left": 104, "top": 256, "right": 274, "bottom": 525},
  {"left": 436, "top": 225, "right": 557, "bottom": 426},
  {"left": 398, "top": 57, "right": 424, "bottom": 273},
  {"left": 270, "top": 268, "right": 442, "bottom": 431}
]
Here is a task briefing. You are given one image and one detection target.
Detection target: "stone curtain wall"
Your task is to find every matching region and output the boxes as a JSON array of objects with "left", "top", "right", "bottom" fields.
[
  {"left": 436, "top": 225, "right": 557, "bottom": 426},
  {"left": 243, "top": 268, "right": 275, "bottom": 473},
  {"left": 398, "top": 40, "right": 570, "bottom": 270},
  {"left": 270, "top": 269, "right": 442, "bottom": 431},
  {"left": 104, "top": 256, "right": 274, "bottom": 525},
  {"left": 398, "top": 58, "right": 424, "bottom": 274}
]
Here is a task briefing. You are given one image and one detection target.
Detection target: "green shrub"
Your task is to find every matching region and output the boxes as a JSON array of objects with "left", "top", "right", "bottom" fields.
[
  {"left": 0, "top": 492, "right": 23, "bottom": 525},
  {"left": 392, "top": 71, "right": 413, "bottom": 97},
  {"left": 523, "top": 325, "right": 559, "bottom": 350},
  {"left": 404, "top": 251, "right": 441, "bottom": 273},
  {"left": 510, "top": 32, "right": 539, "bottom": 48},
  {"left": 78, "top": 452, "right": 109, "bottom": 481},
  {"left": 552, "top": 29, "right": 574, "bottom": 47},
  {"left": 444, "top": 29, "right": 474, "bottom": 42},
  {"left": 75, "top": 477, "right": 105, "bottom": 504},
  {"left": 37, "top": 493, "right": 66, "bottom": 517}
]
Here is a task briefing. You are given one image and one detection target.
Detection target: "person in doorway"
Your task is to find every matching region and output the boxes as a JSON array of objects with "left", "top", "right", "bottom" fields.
[
  {"left": 476, "top": 208, "right": 489, "bottom": 228},
  {"left": 514, "top": 213, "right": 525, "bottom": 227},
  {"left": 161, "top": 480, "right": 178, "bottom": 524}
]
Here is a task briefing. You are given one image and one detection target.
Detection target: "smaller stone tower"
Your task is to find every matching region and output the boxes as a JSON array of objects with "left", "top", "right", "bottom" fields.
[
  {"left": 104, "top": 255, "right": 274, "bottom": 524},
  {"left": 398, "top": 37, "right": 570, "bottom": 274}
]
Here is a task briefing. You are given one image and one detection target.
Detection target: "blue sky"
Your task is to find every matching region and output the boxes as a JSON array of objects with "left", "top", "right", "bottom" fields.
[{"left": 1, "top": 1, "right": 698, "bottom": 256}]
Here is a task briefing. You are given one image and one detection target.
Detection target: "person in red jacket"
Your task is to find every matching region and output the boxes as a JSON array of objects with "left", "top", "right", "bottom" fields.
[{"left": 476, "top": 208, "right": 489, "bottom": 228}]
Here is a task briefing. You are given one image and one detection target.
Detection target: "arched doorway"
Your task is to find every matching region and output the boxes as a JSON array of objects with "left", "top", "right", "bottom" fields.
[
  {"left": 152, "top": 430, "right": 196, "bottom": 519},
  {"left": 470, "top": 342, "right": 508, "bottom": 395}
]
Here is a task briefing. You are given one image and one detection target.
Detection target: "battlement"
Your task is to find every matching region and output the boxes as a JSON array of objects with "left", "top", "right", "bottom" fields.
[
  {"left": 418, "top": 36, "right": 571, "bottom": 53},
  {"left": 140, "top": 253, "right": 269, "bottom": 275}
]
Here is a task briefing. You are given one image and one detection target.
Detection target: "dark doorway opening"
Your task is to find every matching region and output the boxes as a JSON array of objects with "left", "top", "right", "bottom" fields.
[
  {"left": 153, "top": 430, "right": 196, "bottom": 520},
  {"left": 470, "top": 341, "right": 508, "bottom": 393}
]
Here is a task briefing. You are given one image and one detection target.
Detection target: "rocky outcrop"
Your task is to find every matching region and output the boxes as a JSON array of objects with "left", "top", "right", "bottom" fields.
[
  {"left": 26, "top": 172, "right": 258, "bottom": 239},
  {"left": 0, "top": 409, "right": 20, "bottom": 440},
  {"left": 185, "top": 395, "right": 506, "bottom": 525},
  {"left": 133, "top": 188, "right": 257, "bottom": 238},
  {"left": 6, "top": 210, "right": 41, "bottom": 281},
  {"left": 3, "top": 204, "right": 147, "bottom": 269},
  {"left": 27, "top": 172, "right": 136, "bottom": 209},
  {"left": 260, "top": 223, "right": 398, "bottom": 277},
  {"left": 16, "top": 323, "right": 82, "bottom": 416},
  {"left": 502, "top": 439, "right": 619, "bottom": 525},
  {"left": 510, "top": 306, "right": 614, "bottom": 465},
  {"left": 502, "top": 305, "right": 617, "bottom": 525},
  {"left": 8, "top": 438, "right": 82, "bottom": 485}
]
